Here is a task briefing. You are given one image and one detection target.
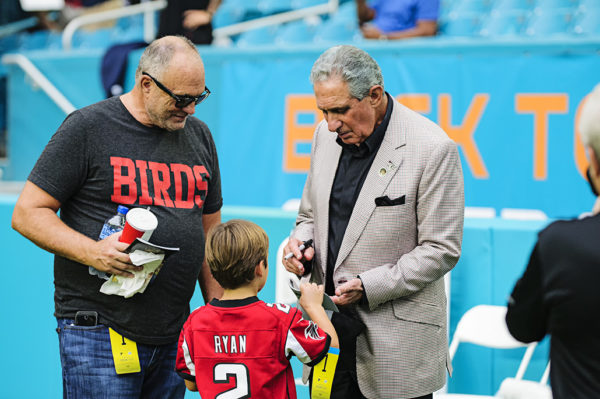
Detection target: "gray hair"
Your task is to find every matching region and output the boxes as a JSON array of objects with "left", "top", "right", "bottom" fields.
[
  {"left": 310, "top": 45, "right": 384, "bottom": 100},
  {"left": 578, "top": 83, "right": 600, "bottom": 158},
  {"left": 135, "top": 35, "right": 199, "bottom": 80}
]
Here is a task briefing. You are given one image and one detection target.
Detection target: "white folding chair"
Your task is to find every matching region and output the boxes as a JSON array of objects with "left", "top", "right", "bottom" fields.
[
  {"left": 496, "top": 361, "right": 552, "bottom": 399},
  {"left": 435, "top": 305, "right": 538, "bottom": 398}
]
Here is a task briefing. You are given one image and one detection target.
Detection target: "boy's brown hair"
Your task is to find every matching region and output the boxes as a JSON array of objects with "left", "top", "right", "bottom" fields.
[{"left": 205, "top": 219, "right": 269, "bottom": 289}]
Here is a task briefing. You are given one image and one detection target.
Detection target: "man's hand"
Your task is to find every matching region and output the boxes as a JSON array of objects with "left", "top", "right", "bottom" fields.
[
  {"left": 331, "top": 278, "right": 364, "bottom": 306},
  {"left": 361, "top": 24, "right": 384, "bottom": 39},
  {"left": 182, "top": 10, "right": 212, "bottom": 30},
  {"left": 89, "top": 232, "right": 141, "bottom": 277},
  {"left": 282, "top": 237, "right": 314, "bottom": 276}
]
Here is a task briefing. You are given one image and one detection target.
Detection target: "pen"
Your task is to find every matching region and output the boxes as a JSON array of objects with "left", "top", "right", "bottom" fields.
[{"left": 284, "top": 239, "right": 313, "bottom": 260}]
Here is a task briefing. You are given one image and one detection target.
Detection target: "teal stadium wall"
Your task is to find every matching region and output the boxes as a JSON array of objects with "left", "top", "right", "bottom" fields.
[{"left": 2, "top": 39, "right": 598, "bottom": 397}]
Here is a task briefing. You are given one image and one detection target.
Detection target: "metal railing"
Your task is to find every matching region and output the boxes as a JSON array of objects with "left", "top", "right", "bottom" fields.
[
  {"left": 2, "top": 53, "right": 76, "bottom": 115},
  {"left": 0, "top": 17, "right": 39, "bottom": 39},
  {"left": 61, "top": 0, "right": 167, "bottom": 51}
]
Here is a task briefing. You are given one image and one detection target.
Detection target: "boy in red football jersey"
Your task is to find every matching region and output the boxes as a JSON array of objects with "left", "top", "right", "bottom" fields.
[{"left": 176, "top": 219, "right": 339, "bottom": 398}]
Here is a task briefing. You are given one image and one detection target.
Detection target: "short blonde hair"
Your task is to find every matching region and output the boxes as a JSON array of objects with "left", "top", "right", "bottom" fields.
[
  {"left": 579, "top": 83, "right": 600, "bottom": 158},
  {"left": 205, "top": 219, "right": 269, "bottom": 289}
]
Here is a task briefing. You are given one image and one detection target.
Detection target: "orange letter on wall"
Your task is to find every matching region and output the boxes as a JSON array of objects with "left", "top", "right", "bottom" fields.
[
  {"left": 284, "top": 95, "right": 320, "bottom": 172},
  {"left": 438, "top": 94, "right": 489, "bottom": 179},
  {"left": 397, "top": 94, "right": 431, "bottom": 114},
  {"left": 515, "top": 94, "right": 568, "bottom": 180},
  {"left": 574, "top": 95, "right": 590, "bottom": 179}
]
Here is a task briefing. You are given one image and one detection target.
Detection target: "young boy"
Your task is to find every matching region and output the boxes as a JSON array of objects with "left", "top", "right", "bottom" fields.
[{"left": 176, "top": 219, "right": 339, "bottom": 398}]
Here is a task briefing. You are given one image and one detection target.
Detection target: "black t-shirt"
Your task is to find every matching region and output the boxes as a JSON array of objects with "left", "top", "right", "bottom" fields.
[{"left": 29, "top": 96, "right": 222, "bottom": 345}]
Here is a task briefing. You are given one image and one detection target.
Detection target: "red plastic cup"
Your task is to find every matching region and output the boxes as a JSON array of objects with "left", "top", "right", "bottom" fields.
[{"left": 119, "top": 208, "right": 158, "bottom": 244}]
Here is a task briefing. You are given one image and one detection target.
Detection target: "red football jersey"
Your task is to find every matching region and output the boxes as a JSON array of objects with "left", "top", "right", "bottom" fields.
[{"left": 176, "top": 296, "right": 331, "bottom": 398}]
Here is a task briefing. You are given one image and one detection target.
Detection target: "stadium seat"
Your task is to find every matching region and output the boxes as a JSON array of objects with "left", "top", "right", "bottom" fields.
[
  {"left": 213, "top": 2, "right": 247, "bottom": 28},
  {"left": 525, "top": 8, "right": 573, "bottom": 37},
  {"left": 236, "top": 25, "right": 278, "bottom": 47},
  {"left": 451, "top": 0, "right": 493, "bottom": 15},
  {"left": 573, "top": 8, "right": 600, "bottom": 35},
  {"left": 257, "top": 0, "right": 293, "bottom": 16},
  {"left": 480, "top": 10, "right": 528, "bottom": 37},
  {"left": 536, "top": 0, "right": 577, "bottom": 9},
  {"left": 76, "top": 28, "right": 114, "bottom": 49},
  {"left": 493, "top": 0, "right": 535, "bottom": 12},
  {"left": 313, "top": 17, "right": 362, "bottom": 44},
  {"left": 275, "top": 19, "right": 319, "bottom": 45},
  {"left": 578, "top": 0, "right": 600, "bottom": 13},
  {"left": 330, "top": 1, "right": 358, "bottom": 23},
  {"left": 18, "top": 30, "right": 51, "bottom": 50},
  {"left": 440, "top": 13, "right": 482, "bottom": 37},
  {"left": 0, "top": 34, "right": 20, "bottom": 55},
  {"left": 291, "top": 0, "right": 328, "bottom": 9}
]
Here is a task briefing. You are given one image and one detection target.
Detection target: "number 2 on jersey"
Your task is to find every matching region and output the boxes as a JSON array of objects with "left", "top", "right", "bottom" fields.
[{"left": 214, "top": 363, "right": 250, "bottom": 399}]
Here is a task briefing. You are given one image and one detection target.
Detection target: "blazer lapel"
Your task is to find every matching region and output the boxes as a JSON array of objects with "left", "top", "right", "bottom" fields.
[{"left": 335, "top": 100, "right": 407, "bottom": 269}]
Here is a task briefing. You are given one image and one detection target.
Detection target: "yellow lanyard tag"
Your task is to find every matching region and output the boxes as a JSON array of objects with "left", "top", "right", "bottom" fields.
[
  {"left": 311, "top": 347, "right": 339, "bottom": 399},
  {"left": 109, "top": 328, "right": 141, "bottom": 374}
]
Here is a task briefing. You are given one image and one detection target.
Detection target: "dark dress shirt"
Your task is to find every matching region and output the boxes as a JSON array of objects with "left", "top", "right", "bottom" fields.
[
  {"left": 326, "top": 92, "right": 393, "bottom": 296},
  {"left": 506, "top": 214, "right": 600, "bottom": 398}
]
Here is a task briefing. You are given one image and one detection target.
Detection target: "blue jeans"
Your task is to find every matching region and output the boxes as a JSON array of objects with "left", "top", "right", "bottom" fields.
[{"left": 57, "top": 318, "right": 186, "bottom": 399}]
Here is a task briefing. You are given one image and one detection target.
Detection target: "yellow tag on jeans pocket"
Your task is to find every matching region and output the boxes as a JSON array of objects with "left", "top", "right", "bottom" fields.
[
  {"left": 109, "top": 328, "right": 141, "bottom": 374},
  {"left": 311, "top": 347, "right": 339, "bottom": 399}
]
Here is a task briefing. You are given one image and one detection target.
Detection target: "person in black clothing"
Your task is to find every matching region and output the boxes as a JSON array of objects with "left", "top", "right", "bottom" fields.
[
  {"left": 506, "top": 83, "right": 600, "bottom": 398},
  {"left": 158, "top": 0, "right": 222, "bottom": 44}
]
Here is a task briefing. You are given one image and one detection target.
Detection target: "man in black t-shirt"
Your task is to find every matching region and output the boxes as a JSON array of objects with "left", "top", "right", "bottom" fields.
[
  {"left": 12, "top": 36, "right": 223, "bottom": 399},
  {"left": 158, "top": 0, "right": 222, "bottom": 45}
]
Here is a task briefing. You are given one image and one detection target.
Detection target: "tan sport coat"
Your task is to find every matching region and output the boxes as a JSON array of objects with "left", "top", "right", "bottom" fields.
[{"left": 293, "top": 99, "right": 464, "bottom": 398}]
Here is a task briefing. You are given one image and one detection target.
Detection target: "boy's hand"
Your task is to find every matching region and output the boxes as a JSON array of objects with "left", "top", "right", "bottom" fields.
[{"left": 298, "top": 282, "right": 324, "bottom": 311}]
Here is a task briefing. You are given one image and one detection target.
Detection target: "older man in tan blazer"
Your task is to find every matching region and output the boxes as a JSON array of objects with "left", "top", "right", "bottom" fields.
[{"left": 283, "top": 45, "right": 464, "bottom": 399}]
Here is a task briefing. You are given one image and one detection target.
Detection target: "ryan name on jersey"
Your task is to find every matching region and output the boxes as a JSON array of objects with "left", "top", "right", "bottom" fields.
[{"left": 214, "top": 335, "right": 247, "bottom": 354}]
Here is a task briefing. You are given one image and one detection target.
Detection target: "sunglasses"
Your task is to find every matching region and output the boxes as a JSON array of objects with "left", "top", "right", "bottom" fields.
[{"left": 142, "top": 72, "right": 211, "bottom": 108}]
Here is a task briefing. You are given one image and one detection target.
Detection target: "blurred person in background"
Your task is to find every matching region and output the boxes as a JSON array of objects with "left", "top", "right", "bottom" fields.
[
  {"left": 506, "top": 83, "right": 600, "bottom": 398},
  {"left": 283, "top": 45, "right": 464, "bottom": 399},
  {"left": 356, "top": 0, "right": 439, "bottom": 40},
  {"left": 11, "top": 36, "right": 222, "bottom": 399},
  {"left": 158, "top": 0, "right": 222, "bottom": 45}
]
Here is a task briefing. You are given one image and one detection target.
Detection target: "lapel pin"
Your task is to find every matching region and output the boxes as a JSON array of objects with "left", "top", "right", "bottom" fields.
[
  {"left": 387, "top": 161, "right": 397, "bottom": 169},
  {"left": 379, "top": 168, "right": 387, "bottom": 176}
]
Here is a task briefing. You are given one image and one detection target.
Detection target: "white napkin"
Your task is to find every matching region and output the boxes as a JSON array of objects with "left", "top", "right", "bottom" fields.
[{"left": 99, "top": 250, "right": 165, "bottom": 298}]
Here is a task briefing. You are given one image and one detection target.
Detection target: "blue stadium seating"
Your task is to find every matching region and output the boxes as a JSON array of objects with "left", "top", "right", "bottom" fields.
[
  {"left": 452, "top": 0, "right": 493, "bottom": 15},
  {"left": 526, "top": 8, "right": 574, "bottom": 37},
  {"left": 480, "top": 10, "right": 528, "bottom": 37},
  {"left": 213, "top": 2, "right": 247, "bottom": 28},
  {"left": 292, "top": 0, "right": 328, "bottom": 8},
  {"left": 537, "top": 0, "right": 578, "bottom": 8},
  {"left": 275, "top": 19, "right": 319, "bottom": 45},
  {"left": 578, "top": 0, "right": 600, "bottom": 12},
  {"left": 18, "top": 30, "right": 51, "bottom": 50},
  {"left": 312, "top": 16, "right": 362, "bottom": 44},
  {"left": 257, "top": 0, "right": 293, "bottom": 16},
  {"left": 236, "top": 25, "right": 279, "bottom": 47},
  {"left": 441, "top": 13, "right": 483, "bottom": 37},
  {"left": 331, "top": 1, "right": 358, "bottom": 23},
  {"left": 573, "top": 8, "right": 600, "bottom": 35},
  {"left": 493, "top": 0, "right": 536, "bottom": 12}
]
